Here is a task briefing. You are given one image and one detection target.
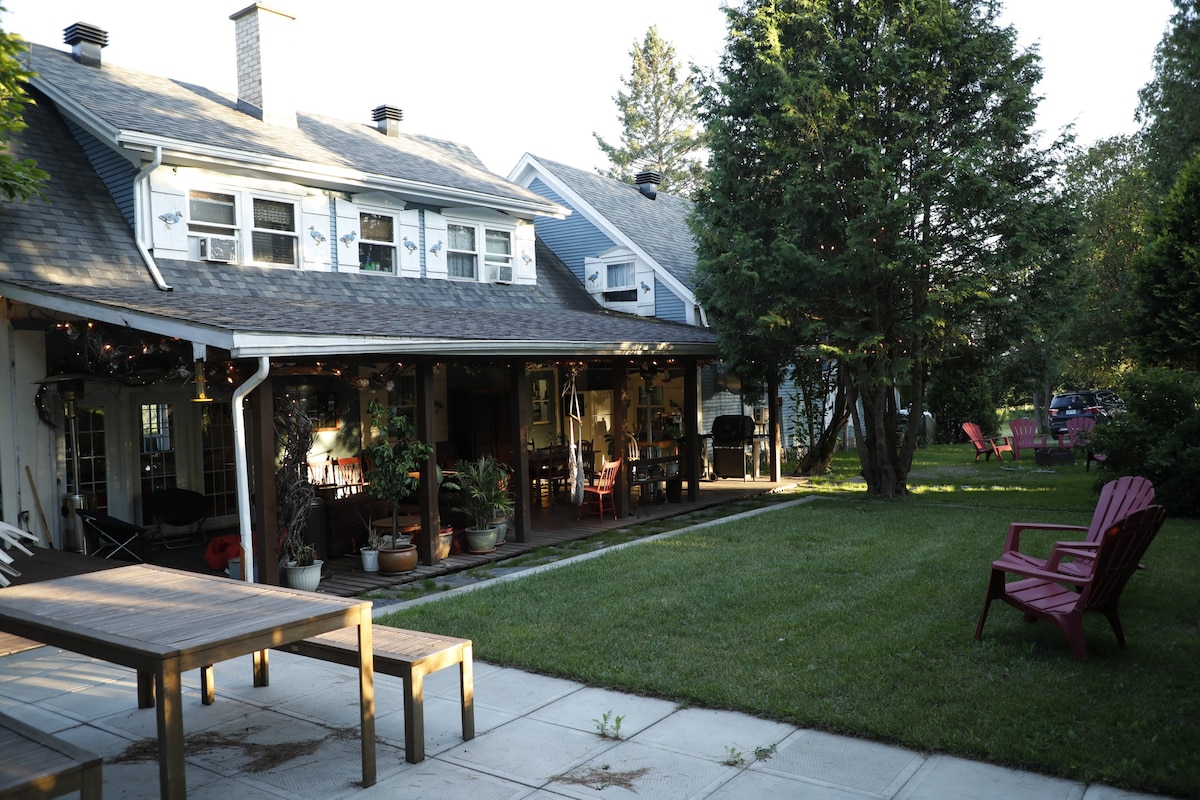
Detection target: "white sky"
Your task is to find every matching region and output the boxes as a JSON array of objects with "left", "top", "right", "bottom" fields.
[{"left": 2, "top": 0, "right": 1175, "bottom": 175}]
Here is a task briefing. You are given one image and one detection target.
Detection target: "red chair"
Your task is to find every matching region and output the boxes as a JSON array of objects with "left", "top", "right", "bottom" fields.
[
  {"left": 975, "top": 505, "right": 1167, "bottom": 660},
  {"left": 579, "top": 458, "right": 622, "bottom": 521},
  {"left": 1062, "top": 416, "right": 1106, "bottom": 470},
  {"left": 996, "top": 475, "right": 1154, "bottom": 579},
  {"left": 1008, "top": 418, "right": 1050, "bottom": 460},
  {"left": 962, "top": 422, "right": 1014, "bottom": 462}
]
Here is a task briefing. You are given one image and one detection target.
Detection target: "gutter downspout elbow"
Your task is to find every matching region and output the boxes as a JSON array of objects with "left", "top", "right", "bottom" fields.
[
  {"left": 232, "top": 357, "right": 270, "bottom": 582},
  {"left": 134, "top": 146, "right": 173, "bottom": 291}
]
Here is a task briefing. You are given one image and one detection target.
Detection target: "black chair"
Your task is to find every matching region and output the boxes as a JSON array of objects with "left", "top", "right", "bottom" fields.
[
  {"left": 145, "top": 488, "right": 210, "bottom": 549},
  {"left": 75, "top": 509, "right": 146, "bottom": 562}
]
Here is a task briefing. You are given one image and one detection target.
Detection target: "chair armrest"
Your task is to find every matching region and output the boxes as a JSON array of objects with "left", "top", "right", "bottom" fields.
[
  {"left": 1046, "top": 545, "right": 1097, "bottom": 571},
  {"left": 1003, "top": 523, "right": 1087, "bottom": 554},
  {"left": 992, "top": 556, "right": 1091, "bottom": 587}
]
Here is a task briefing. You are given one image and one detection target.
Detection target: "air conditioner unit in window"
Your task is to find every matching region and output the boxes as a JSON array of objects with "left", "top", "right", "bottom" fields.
[
  {"left": 496, "top": 265, "right": 514, "bottom": 284},
  {"left": 199, "top": 236, "right": 237, "bottom": 263}
]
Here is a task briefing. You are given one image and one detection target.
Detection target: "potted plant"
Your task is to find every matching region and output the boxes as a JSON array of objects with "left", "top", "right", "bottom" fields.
[
  {"left": 453, "top": 455, "right": 514, "bottom": 554},
  {"left": 363, "top": 399, "right": 434, "bottom": 569},
  {"left": 357, "top": 515, "right": 382, "bottom": 573},
  {"left": 275, "top": 395, "right": 322, "bottom": 590}
]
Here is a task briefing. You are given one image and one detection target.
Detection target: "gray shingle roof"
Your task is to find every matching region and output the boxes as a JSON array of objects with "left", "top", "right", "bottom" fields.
[
  {"left": 1, "top": 89, "right": 717, "bottom": 356},
  {"left": 27, "top": 43, "right": 558, "bottom": 213},
  {"left": 529, "top": 157, "right": 698, "bottom": 291}
]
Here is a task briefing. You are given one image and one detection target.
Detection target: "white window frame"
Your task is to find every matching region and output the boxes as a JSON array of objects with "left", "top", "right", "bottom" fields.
[
  {"left": 606, "top": 260, "right": 636, "bottom": 292},
  {"left": 357, "top": 209, "right": 399, "bottom": 273},
  {"left": 445, "top": 219, "right": 516, "bottom": 282},
  {"left": 186, "top": 188, "right": 301, "bottom": 267}
]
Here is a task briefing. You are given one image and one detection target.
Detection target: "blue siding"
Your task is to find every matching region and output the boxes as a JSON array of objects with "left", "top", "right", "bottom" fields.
[
  {"left": 64, "top": 119, "right": 137, "bottom": 228},
  {"left": 528, "top": 178, "right": 615, "bottom": 282},
  {"left": 653, "top": 277, "right": 686, "bottom": 322}
]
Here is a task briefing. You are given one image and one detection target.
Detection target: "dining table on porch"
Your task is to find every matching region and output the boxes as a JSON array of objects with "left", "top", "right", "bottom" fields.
[{"left": 0, "top": 564, "right": 376, "bottom": 800}]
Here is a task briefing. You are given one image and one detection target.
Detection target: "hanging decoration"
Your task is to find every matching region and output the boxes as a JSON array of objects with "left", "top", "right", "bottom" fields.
[{"left": 563, "top": 366, "right": 585, "bottom": 506}]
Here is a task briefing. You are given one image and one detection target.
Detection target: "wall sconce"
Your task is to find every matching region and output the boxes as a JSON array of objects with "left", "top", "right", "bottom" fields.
[
  {"left": 640, "top": 280, "right": 651, "bottom": 293},
  {"left": 192, "top": 359, "right": 213, "bottom": 403}
]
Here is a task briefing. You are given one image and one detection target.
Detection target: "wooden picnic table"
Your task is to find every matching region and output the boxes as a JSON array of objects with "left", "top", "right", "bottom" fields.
[{"left": 0, "top": 564, "right": 375, "bottom": 800}]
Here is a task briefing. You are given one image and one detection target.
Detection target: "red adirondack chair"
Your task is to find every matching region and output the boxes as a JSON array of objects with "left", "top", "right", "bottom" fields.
[
  {"left": 1008, "top": 417, "right": 1050, "bottom": 460},
  {"left": 962, "top": 422, "right": 1014, "bottom": 462},
  {"left": 997, "top": 475, "right": 1154, "bottom": 579},
  {"left": 975, "top": 504, "right": 1167, "bottom": 660},
  {"left": 1062, "top": 416, "right": 1106, "bottom": 471}
]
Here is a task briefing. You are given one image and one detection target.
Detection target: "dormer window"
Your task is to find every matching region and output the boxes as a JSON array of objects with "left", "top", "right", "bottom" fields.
[
  {"left": 485, "top": 229, "right": 513, "bottom": 282},
  {"left": 358, "top": 212, "right": 397, "bottom": 272},
  {"left": 447, "top": 223, "right": 478, "bottom": 279},
  {"left": 447, "top": 220, "right": 515, "bottom": 282},
  {"left": 187, "top": 189, "right": 299, "bottom": 267},
  {"left": 605, "top": 261, "right": 636, "bottom": 302},
  {"left": 250, "top": 198, "right": 297, "bottom": 266}
]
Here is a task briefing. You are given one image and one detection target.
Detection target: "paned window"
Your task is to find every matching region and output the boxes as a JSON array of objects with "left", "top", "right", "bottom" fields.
[
  {"left": 447, "top": 223, "right": 477, "bottom": 279},
  {"left": 251, "top": 198, "right": 297, "bottom": 266},
  {"left": 484, "top": 229, "right": 513, "bottom": 281},
  {"left": 189, "top": 191, "right": 236, "bottom": 234},
  {"left": 605, "top": 261, "right": 637, "bottom": 302},
  {"left": 358, "top": 212, "right": 396, "bottom": 273}
]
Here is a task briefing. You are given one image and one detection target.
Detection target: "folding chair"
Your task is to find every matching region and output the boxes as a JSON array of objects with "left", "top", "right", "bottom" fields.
[
  {"left": 75, "top": 509, "right": 146, "bottom": 562},
  {"left": 145, "top": 488, "right": 210, "bottom": 549}
]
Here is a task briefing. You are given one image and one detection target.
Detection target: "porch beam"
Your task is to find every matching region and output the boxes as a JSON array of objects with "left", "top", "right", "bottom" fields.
[
  {"left": 249, "top": 377, "right": 279, "bottom": 586},
  {"left": 684, "top": 360, "right": 700, "bottom": 501},
  {"left": 415, "top": 362, "right": 440, "bottom": 565},
  {"left": 767, "top": 374, "right": 782, "bottom": 482},
  {"left": 613, "top": 364, "right": 629, "bottom": 519},
  {"left": 510, "top": 363, "right": 531, "bottom": 543}
]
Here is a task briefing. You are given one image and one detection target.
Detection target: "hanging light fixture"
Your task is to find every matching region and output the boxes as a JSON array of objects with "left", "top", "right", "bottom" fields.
[{"left": 192, "top": 359, "right": 213, "bottom": 403}]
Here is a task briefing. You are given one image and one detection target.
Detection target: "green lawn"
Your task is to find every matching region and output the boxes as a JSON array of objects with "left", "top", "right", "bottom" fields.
[{"left": 378, "top": 446, "right": 1200, "bottom": 797}]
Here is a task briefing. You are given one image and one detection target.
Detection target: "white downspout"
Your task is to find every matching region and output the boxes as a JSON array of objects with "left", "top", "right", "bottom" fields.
[
  {"left": 133, "top": 146, "right": 173, "bottom": 291},
  {"left": 232, "top": 357, "right": 270, "bottom": 582}
]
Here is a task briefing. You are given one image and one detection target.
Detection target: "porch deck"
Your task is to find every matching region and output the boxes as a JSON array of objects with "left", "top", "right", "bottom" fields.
[{"left": 151, "top": 476, "right": 796, "bottom": 598}]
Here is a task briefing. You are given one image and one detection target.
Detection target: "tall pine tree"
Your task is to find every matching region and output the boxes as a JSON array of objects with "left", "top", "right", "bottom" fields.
[
  {"left": 692, "top": 0, "right": 1071, "bottom": 496},
  {"left": 594, "top": 26, "right": 707, "bottom": 198},
  {"left": 1137, "top": 0, "right": 1200, "bottom": 192}
]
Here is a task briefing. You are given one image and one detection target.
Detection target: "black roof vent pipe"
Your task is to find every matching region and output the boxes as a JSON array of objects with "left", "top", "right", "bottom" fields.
[
  {"left": 63, "top": 22, "right": 108, "bottom": 68},
  {"left": 635, "top": 170, "right": 661, "bottom": 200}
]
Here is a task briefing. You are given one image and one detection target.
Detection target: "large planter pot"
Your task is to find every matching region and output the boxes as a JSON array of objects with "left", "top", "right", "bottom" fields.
[
  {"left": 490, "top": 517, "right": 508, "bottom": 546},
  {"left": 1035, "top": 448, "right": 1076, "bottom": 467},
  {"left": 378, "top": 544, "right": 417, "bottom": 574},
  {"left": 465, "top": 526, "right": 497, "bottom": 555},
  {"left": 284, "top": 560, "right": 323, "bottom": 591},
  {"left": 360, "top": 548, "right": 380, "bottom": 573},
  {"left": 435, "top": 527, "right": 453, "bottom": 560}
]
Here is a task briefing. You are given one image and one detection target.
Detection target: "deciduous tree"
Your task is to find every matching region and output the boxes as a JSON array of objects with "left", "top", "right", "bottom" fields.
[{"left": 0, "top": 6, "right": 47, "bottom": 201}]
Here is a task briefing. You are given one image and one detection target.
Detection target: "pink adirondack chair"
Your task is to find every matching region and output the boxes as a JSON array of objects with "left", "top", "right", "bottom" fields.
[
  {"left": 1062, "top": 416, "right": 1106, "bottom": 471},
  {"left": 996, "top": 475, "right": 1154, "bottom": 579},
  {"left": 975, "top": 504, "right": 1167, "bottom": 660},
  {"left": 1008, "top": 418, "right": 1050, "bottom": 460},
  {"left": 962, "top": 422, "right": 1014, "bottom": 463}
]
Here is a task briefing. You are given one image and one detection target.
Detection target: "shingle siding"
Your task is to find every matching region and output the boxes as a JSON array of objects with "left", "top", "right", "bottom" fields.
[
  {"left": 527, "top": 178, "right": 615, "bottom": 282},
  {"left": 63, "top": 118, "right": 137, "bottom": 228}
]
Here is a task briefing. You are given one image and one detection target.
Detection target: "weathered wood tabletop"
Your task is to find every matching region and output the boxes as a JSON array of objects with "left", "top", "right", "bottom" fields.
[{"left": 0, "top": 564, "right": 375, "bottom": 800}]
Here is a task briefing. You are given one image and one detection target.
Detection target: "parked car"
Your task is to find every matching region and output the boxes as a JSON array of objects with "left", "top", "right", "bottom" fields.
[
  {"left": 1095, "top": 389, "right": 1125, "bottom": 415},
  {"left": 1047, "top": 391, "right": 1110, "bottom": 436}
]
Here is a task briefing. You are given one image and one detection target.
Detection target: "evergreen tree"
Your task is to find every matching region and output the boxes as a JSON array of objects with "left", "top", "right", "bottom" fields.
[
  {"left": 594, "top": 26, "right": 707, "bottom": 197},
  {"left": 692, "top": 0, "right": 1072, "bottom": 496},
  {"left": 1137, "top": 0, "right": 1200, "bottom": 192},
  {"left": 0, "top": 6, "right": 48, "bottom": 201}
]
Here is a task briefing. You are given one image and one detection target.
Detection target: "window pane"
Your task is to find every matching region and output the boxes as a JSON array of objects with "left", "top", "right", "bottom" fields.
[
  {"left": 608, "top": 261, "right": 634, "bottom": 289},
  {"left": 448, "top": 252, "right": 476, "bottom": 278},
  {"left": 252, "top": 231, "right": 297, "bottom": 264},
  {"left": 485, "top": 229, "right": 511, "bottom": 258},
  {"left": 360, "top": 213, "right": 394, "bottom": 242},
  {"left": 253, "top": 198, "right": 295, "bottom": 231},
  {"left": 448, "top": 223, "right": 475, "bottom": 251},
  {"left": 359, "top": 242, "right": 395, "bottom": 272},
  {"left": 189, "top": 191, "right": 236, "bottom": 226}
]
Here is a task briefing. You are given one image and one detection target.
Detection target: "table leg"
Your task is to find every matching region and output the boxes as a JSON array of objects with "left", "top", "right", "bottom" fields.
[
  {"left": 154, "top": 662, "right": 186, "bottom": 800},
  {"left": 137, "top": 670, "right": 155, "bottom": 708},
  {"left": 358, "top": 616, "right": 376, "bottom": 786},
  {"left": 460, "top": 642, "right": 475, "bottom": 742},
  {"left": 253, "top": 649, "right": 269, "bottom": 687}
]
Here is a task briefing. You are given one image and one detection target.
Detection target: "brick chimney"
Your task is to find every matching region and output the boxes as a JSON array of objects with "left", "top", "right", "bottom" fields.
[
  {"left": 63, "top": 22, "right": 108, "bottom": 68},
  {"left": 230, "top": 4, "right": 298, "bottom": 128},
  {"left": 372, "top": 105, "right": 403, "bottom": 137}
]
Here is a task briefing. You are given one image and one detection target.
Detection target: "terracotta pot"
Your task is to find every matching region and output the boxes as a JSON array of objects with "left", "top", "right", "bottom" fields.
[{"left": 378, "top": 545, "right": 417, "bottom": 574}]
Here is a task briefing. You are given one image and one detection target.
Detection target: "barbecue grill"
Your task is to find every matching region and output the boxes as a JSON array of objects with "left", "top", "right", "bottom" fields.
[{"left": 710, "top": 415, "right": 756, "bottom": 479}]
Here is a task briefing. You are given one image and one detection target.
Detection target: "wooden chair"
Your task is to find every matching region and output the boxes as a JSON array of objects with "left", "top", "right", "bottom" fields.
[
  {"left": 962, "top": 422, "right": 1014, "bottom": 462},
  {"left": 1008, "top": 418, "right": 1050, "bottom": 460},
  {"left": 579, "top": 458, "right": 621, "bottom": 521},
  {"left": 1062, "top": 416, "right": 1106, "bottom": 470},
  {"left": 997, "top": 476, "right": 1154, "bottom": 579},
  {"left": 975, "top": 504, "right": 1167, "bottom": 660},
  {"left": 332, "top": 457, "right": 368, "bottom": 498}
]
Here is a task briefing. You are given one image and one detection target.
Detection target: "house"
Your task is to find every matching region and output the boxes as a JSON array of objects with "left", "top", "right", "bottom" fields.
[
  {"left": 510, "top": 155, "right": 785, "bottom": 478},
  {"left": 0, "top": 7, "right": 720, "bottom": 581}
]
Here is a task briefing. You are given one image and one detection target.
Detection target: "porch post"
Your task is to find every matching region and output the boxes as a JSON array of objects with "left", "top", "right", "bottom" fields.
[
  {"left": 684, "top": 360, "right": 701, "bottom": 501},
  {"left": 510, "top": 363, "right": 531, "bottom": 543},
  {"left": 249, "top": 377, "right": 279, "bottom": 586},
  {"left": 613, "top": 363, "right": 630, "bottom": 518},
  {"left": 767, "top": 373, "right": 782, "bottom": 481},
  {"left": 415, "top": 361, "right": 440, "bottom": 565}
]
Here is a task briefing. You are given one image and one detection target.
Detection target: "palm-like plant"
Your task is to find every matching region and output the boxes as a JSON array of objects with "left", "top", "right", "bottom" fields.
[{"left": 452, "top": 455, "right": 514, "bottom": 531}]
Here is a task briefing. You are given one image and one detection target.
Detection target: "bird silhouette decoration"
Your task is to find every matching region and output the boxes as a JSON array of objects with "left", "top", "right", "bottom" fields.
[
  {"left": 429, "top": 240, "right": 443, "bottom": 257},
  {"left": 402, "top": 236, "right": 418, "bottom": 254},
  {"left": 339, "top": 231, "right": 357, "bottom": 247},
  {"left": 158, "top": 210, "right": 183, "bottom": 228},
  {"left": 309, "top": 226, "right": 327, "bottom": 246}
]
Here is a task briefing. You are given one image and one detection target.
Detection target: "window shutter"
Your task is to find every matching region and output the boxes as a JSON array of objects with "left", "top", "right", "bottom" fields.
[
  {"left": 399, "top": 209, "right": 420, "bottom": 277},
  {"left": 302, "top": 194, "right": 331, "bottom": 270},
  {"left": 424, "top": 211, "right": 448, "bottom": 279},
  {"left": 150, "top": 190, "right": 188, "bottom": 256},
  {"left": 514, "top": 220, "right": 535, "bottom": 283},
  {"left": 335, "top": 197, "right": 360, "bottom": 270}
]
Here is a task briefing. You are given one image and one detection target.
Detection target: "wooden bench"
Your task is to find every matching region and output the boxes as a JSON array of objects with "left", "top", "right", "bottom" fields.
[
  {"left": 201, "top": 625, "right": 473, "bottom": 764},
  {"left": 0, "top": 710, "right": 103, "bottom": 799}
]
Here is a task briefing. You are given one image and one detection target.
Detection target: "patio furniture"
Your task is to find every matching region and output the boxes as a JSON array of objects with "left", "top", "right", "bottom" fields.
[
  {"left": 0, "top": 564, "right": 376, "bottom": 799},
  {"left": 579, "top": 458, "right": 621, "bottom": 521},
  {"left": 75, "top": 508, "right": 146, "bottom": 562},
  {"left": 975, "top": 504, "right": 1167, "bottom": 661},
  {"left": 1061, "top": 416, "right": 1106, "bottom": 470},
  {"left": 1008, "top": 417, "right": 1050, "bottom": 460},
  {"left": 0, "top": 710, "right": 102, "bottom": 800},
  {"left": 962, "top": 422, "right": 1014, "bottom": 462},
  {"left": 997, "top": 475, "right": 1154, "bottom": 580},
  {"left": 205, "top": 625, "right": 474, "bottom": 764},
  {"left": 711, "top": 414, "right": 756, "bottom": 479},
  {"left": 145, "top": 487, "right": 210, "bottom": 549}
]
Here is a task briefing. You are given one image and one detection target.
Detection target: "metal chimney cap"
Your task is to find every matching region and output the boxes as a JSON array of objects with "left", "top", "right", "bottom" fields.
[
  {"left": 371, "top": 105, "right": 404, "bottom": 122},
  {"left": 635, "top": 170, "right": 661, "bottom": 200},
  {"left": 63, "top": 22, "right": 108, "bottom": 47}
]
